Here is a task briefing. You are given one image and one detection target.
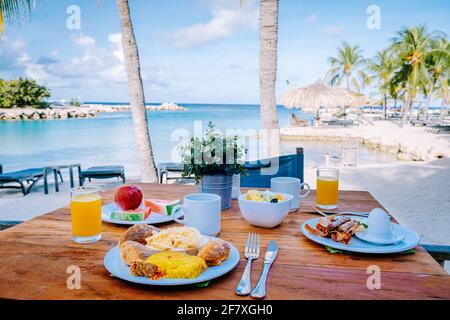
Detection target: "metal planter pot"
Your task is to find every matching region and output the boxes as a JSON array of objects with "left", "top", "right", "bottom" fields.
[{"left": 198, "top": 174, "right": 233, "bottom": 210}]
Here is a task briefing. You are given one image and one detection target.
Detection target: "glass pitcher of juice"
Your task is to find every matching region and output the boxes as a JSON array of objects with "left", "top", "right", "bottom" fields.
[
  {"left": 316, "top": 167, "right": 339, "bottom": 210},
  {"left": 70, "top": 186, "right": 102, "bottom": 243}
]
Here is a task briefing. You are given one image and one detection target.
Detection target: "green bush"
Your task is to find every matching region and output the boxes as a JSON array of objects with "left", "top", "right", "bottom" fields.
[
  {"left": 0, "top": 78, "right": 51, "bottom": 109},
  {"left": 69, "top": 97, "right": 82, "bottom": 107}
]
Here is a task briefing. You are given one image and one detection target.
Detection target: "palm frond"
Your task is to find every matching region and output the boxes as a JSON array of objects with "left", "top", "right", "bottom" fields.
[{"left": 0, "top": 0, "right": 34, "bottom": 32}]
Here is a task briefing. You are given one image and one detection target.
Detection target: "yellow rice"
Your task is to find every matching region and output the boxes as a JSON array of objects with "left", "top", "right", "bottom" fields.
[{"left": 146, "top": 252, "right": 207, "bottom": 279}]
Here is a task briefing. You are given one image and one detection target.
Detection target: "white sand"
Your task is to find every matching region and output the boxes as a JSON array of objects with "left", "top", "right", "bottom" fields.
[{"left": 281, "top": 120, "right": 450, "bottom": 161}]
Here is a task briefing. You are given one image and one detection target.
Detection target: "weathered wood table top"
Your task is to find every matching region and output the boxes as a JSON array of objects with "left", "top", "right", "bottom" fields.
[{"left": 0, "top": 184, "right": 449, "bottom": 300}]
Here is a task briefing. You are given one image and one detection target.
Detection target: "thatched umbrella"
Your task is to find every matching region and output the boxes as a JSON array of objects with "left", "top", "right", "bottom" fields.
[{"left": 280, "top": 80, "right": 374, "bottom": 121}]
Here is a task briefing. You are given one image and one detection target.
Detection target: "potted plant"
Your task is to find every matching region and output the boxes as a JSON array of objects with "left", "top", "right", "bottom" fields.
[{"left": 180, "top": 122, "right": 246, "bottom": 209}]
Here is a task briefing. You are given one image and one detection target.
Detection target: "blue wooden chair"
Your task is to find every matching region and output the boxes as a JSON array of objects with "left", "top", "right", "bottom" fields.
[{"left": 240, "top": 148, "right": 304, "bottom": 188}]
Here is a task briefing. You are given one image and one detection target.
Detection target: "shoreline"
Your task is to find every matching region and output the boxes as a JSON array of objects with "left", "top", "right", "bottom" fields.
[
  {"left": 281, "top": 120, "right": 450, "bottom": 162},
  {"left": 0, "top": 103, "right": 188, "bottom": 120}
]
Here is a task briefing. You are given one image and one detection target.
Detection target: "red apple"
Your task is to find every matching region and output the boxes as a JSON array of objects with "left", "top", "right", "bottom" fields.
[{"left": 114, "top": 185, "right": 143, "bottom": 211}]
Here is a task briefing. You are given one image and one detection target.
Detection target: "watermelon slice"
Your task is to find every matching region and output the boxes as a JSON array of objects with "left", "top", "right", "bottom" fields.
[
  {"left": 143, "top": 199, "right": 180, "bottom": 216},
  {"left": 110, "top": 207, "right": 151, "bottom": 221}
]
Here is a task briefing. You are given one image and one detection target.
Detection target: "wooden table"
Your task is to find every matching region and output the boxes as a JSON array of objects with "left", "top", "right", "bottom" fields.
[{"left": 0, "top": 184, "right": 449, "bottom": 300}]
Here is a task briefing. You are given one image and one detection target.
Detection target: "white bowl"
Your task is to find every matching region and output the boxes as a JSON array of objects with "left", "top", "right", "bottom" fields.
[{"left": 238, "top": 192, "right": 293, "bottom": 228}]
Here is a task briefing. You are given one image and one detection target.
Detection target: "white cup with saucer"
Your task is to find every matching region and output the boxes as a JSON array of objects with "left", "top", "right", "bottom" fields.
[{"left": 356, "top": 208, "right": 404, "bottom": 245}]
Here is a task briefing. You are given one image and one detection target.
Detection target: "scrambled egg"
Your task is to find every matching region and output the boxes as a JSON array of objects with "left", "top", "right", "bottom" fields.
[
  {"left": 146, "top": 226, "right": 201, "bottom": 251},
  {"left": 146, "top": 252, "right": 207, "bottom": 279}
]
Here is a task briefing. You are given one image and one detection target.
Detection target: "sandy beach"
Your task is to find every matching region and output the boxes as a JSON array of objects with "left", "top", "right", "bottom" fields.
[{"left": 281, "top": 120, "right": 450, "bottom": 161}]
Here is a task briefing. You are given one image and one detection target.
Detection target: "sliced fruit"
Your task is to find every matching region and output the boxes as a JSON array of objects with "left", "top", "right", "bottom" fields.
[
  {"left": 110, "top": 207, "right": 151, "bottom": 221},
  {"left": 143, "top": 199, "right": 180, "bottom": 216}
]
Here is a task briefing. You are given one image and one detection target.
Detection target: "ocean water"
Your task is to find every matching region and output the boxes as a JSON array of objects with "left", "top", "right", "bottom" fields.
[{"left": 0, "top": 104, "right": 396, "bottom": 177}]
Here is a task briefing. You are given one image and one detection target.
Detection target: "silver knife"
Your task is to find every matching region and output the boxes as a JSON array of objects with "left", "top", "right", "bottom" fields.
[{"left": 250, "top": 240, "right": 278, "bottom": 299}]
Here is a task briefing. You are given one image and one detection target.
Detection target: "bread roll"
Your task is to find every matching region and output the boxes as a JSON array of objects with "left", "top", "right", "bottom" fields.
[
  {"left": 198, "top": 240, "right": 230, "bottom": 267},
  {"left": 119, "top": 240, "right": 157, "bottom": 265},
  {"left": 118, "top": 224, "right": 158, "bottom": 246}
]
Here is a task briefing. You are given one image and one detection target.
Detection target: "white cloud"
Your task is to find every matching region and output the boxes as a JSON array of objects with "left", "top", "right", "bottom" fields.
[
  {"left": 1, "top": 33, "right": 180, "bottom": 100},
  {"left": 16, "top": 53, "right": 71, "bottom": 87},
  {"left": 170, "top": 0, "right": 257, "bottom": 47},
  {"left": 305, "top": 14, "right": 318, "bottom": 25},
  {"left": 0, "top": 36, "right": 27, "bottom": 70},
  {"left": 108, "top": 33, "right": 124, "bottom": 62},
  {"left": 321, "top": 25, "right": 344, "bottom": 36},
  {"left": 72, "top": 34, "right": 96, "bottom": 46}
]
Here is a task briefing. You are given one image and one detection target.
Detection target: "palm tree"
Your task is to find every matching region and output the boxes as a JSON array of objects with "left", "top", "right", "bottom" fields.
[
  {"left": 369, "top": 49, "right": 397, "bottom": 119},
  {"left": 391, "top": 25, "right": 447, "bottom": 126},
  {"left": 421, "top": 38, "right": 449, "bottom": 120},
  {"left": 0, "top": 0, "right": 33, "bottom": 33},
  {"left": 116, "top": 0, "right": 158, "bottom": 182},
  {"left": 327, "top": 41, "right": 369, "bottom": 92},
  {"left": 435, "top": 72, "right": 449, "bottom": 121},
  {"left": 259, "top": 0, "right": 279, "bottom": 155}
]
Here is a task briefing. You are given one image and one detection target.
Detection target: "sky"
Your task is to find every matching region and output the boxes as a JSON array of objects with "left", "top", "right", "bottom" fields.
[{"left": 0, "top": 0, "right": 449, "bottom": 104}]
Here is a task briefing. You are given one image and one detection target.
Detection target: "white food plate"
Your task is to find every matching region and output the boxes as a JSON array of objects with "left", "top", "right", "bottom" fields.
[
  {"left": 104, "top": 238, "right": 240, "bottom": 286},
  {"left": 301, "top": 216, "right": 420, "bottom": 254},
  {"left": 102, "top": 203, "right": 183, "bottom": 225}
]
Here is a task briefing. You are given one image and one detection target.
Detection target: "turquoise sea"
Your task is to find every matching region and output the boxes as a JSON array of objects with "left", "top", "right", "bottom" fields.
[{"left": 0, "top": 103, "right": 397, "bottom": 177}]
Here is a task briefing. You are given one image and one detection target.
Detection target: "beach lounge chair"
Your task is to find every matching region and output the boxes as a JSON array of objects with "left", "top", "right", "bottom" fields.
[
  {"left": 79, "top": 166, "right": 125, "bottom": 186},
  {"left": 425, "top": 124, "right": 450, "bottom": 134},
  {"left": 0, "top": 221, "right": 22, "bottom": 230},
  {"left": 240, "top": 148, "right": 304, "bottom": 188},
  {"left": 158, "top": 162, "right": 193, "bottom": 183},
  {"left": 0, "top": 167, "right": 54, "bottom": 195},
  {"left": 421, "top": 244, "right": 450, "bottom": 267}
]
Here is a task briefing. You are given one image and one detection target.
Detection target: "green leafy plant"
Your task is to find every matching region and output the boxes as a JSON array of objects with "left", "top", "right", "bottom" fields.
[
  {"left": 180, "top": 122, "right": 247, "bottom": 183},
  {"left": 0, "top": 78, "right": 50, "bottom": 108},
  {"left": 69, "top": 97, "right": 82, "bottom": 107}
]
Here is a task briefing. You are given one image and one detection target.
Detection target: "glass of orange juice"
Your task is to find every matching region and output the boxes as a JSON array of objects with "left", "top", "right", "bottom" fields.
[
  {"left": 316, "top": 167, "right": 339, "bottom": 210},
  {"left": 70, "top": 186, "right": 102, "bottom": 243}
]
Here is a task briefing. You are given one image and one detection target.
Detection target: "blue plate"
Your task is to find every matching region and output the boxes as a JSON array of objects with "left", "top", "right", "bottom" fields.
[
  {"left": 104, "top": 239, "right": 240, "bottom": 286},
  {"left": 102, "top": 203, "right": 183, "bottom": 225},
  {"left": 301, "top": 216, "right": 420, "bottom": 254}
]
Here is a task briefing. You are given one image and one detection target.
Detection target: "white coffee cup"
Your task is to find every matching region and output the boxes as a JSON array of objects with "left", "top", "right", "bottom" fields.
[
  {"left": 271, "top": 177, "right": 311, "bottom": 211},
  {"left": 174, "top": 193, "right": 221, "bottom": 236}
]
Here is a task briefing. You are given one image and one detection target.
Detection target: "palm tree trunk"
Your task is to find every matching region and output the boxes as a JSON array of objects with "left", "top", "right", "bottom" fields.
[
  {"left": 424, "top": 85, "right": 433, "bottom": 121},
  {"left": 401, "top": 95, "right": 410, "bottom": 127},
  {"left": 116, "top": 0, "right": 157, "bottom": 183},
  {"left": 259, "top": 0, "right": 279, "bottom": 156},
  {"left": 441, "top": 98, "right": 448, "bottom": 121},
  {"left": 383, "top": 94, "right": 387, "bottom": 120}
]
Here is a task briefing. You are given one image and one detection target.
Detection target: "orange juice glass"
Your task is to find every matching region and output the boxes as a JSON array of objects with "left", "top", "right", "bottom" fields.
[
  {"left": 70, "top": 186, "right": 102, "bottom": 243},
  {"left": 316, "top": 167, "right": 339, "bottom": 210}
]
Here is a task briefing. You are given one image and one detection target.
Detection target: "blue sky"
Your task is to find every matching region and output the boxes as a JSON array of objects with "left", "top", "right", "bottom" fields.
[{"left": 1, "top": 0, "right": 449, "bottom": 104}]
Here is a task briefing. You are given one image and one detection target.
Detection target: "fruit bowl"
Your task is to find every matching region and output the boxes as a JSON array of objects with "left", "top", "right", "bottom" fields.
[{"left": 238, "top": 192, "right": 293, "bottom": 228}]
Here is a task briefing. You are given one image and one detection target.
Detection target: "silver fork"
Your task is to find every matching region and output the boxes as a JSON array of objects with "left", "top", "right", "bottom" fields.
[{"left": 235, "top": 232, "right": 260, "bottom": 296}]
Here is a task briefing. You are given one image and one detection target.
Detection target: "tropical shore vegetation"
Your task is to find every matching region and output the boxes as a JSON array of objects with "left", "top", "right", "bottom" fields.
[
  {"left": 326, "top": 25, "right": 449, "bottom": 125},
  {"left": 0, "top": 78, "right": 50, "bottom": 109}
]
